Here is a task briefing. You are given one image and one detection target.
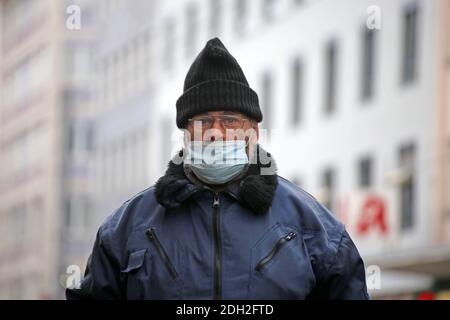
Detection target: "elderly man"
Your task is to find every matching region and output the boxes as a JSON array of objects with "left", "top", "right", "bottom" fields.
[{"left": 66, "top": 37, "right": 369, "bottom": 300}]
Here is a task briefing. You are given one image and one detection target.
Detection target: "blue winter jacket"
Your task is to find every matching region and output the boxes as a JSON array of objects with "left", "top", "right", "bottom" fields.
[{"left": 66, "top": 148, "right": 369, "bottom": 300}]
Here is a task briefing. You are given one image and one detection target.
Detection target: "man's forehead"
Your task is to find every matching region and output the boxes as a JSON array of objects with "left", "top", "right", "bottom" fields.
[{"left": 198, "top": 111, "right": 242, "bottom": 116}]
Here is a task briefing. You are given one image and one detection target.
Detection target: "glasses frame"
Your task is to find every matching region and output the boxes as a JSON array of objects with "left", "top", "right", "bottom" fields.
[{"left": 186, "top": 115, "right": 251, "bottom": 130}]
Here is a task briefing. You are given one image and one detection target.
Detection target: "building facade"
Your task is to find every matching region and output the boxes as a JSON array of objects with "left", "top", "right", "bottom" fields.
[
  {"left": 148, "top": 0, "right": 450, "bottom": 299},
  {"left": 0, "top": 0, "right": 96, "bottom": 299},
  {"left": 92, "top": 0, "right": 158, "bottom": 236},
  {"left": 0, "top": 0, "right": 448, "bottom": 299}
]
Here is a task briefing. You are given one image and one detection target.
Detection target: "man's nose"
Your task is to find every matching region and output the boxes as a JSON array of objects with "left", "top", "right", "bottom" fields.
[
  {"left": 208, "top": 119, "right": 225, "bottom": 140},
  {"left": 210, "top": 118, "right": 223, "bottom": 130}
]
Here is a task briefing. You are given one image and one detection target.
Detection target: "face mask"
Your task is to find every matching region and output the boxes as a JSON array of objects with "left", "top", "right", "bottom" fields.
[{"left": 184, "top": 140, "right": 249, "bottom": 185}]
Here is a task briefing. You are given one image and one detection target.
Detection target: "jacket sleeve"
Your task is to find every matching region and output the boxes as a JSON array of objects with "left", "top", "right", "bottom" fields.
[
  {"left": 66, "top": 226, "right": 124, "bottom": 300},
  {"left": 310, "top": 230, "right": 370, "bottom": 300}
]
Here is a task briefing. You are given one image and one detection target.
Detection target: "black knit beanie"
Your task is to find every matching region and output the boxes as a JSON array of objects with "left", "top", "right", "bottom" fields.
[{"left": 176, "top": 37, "right": 262, "bottom": 128}]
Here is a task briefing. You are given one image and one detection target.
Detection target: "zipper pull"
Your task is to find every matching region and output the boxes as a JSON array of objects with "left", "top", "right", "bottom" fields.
[
  {"left": 213, "top": 193, "right": 220, "bottom": 208},
  {"left": 145, "top": 228, "right": 154, "bottom": 240},
  {"left": 285, "top": 232, "right": 296, "bottom": 241}
]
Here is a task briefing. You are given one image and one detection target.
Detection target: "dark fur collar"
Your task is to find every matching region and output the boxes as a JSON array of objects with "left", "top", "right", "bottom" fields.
[{"left": 154, "top": 145, "right": 278, "bottom": 215}]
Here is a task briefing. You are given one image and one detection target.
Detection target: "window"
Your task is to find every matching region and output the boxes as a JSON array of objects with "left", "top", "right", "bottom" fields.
[
  {"left": 104, "top": 55, "right": 113, "bottom": 105},
  {"left": 209, "top": 0, "right": 222, "bottom": 37},
  {"left": 262, "top": 0, "right": 279, "bottom": 22},
  {"left": 234, "top": 0, "right": 248, "bottom": 36},
  {"left": 358, "top": 156, "right": 373, "bottom": 188},
  {"left": 137, "top": 31, "right": 150, "bottom": 89},
  {"left": 123, "top": 135, "right": 132, "bottom": 188},
  {"left": 447, "top": 140, "right": 450, "bottom": 218},
  {"left": 105, "top": 143, "right": 114, "bottom": 193},
  {"left": 115, "top": 138, "right": 124, "bottom": 189},
  {"left": 11, "top": 203, "right": 27, "bottom": 248},
  {"left": 261, "top": 71, "right": 273, "bottom": 130},
  {"left": 122, "top": 46, "right": 130, "bottom": 97},
  {"left": 86, "top": 122, "right": 94, "bottom": 150},
  {"left": 291, "top": 57, "right": 303, "bottom": 125},
  {"left": 112, "top": 51, "right": 120, "bottom": 103},
  {"left": 112, "top": 141, "right": 120, "bottom": 191},
  {"left": 125, "top": 133, "right": 135, "bottom": 188},
  {"left": 63, "top": 89, "right": 91, "bottom": 108},
  {"left": 399, "top": 143, "right": 416, "bottom": 230},
  {"left": 67, "top": 120, "right": 94, "bottom": 151},
  {"left": 64, "top": 198, "right": 72, "bottom": 227},
  {"left": 322, "top": 168, "right": 336, "bottom": 213},
  {"left": 361, "top": 26, "right": 377, "bottom": 100},
  {"left": 127, "top": 43, "right": 136, "bottom": 91},
  {"left": 79, "top": 3, "right": 94, "bottom": 27},
  {"left": 140, "top": 128, "right": 149, "bottom": 185},
  {"left": 30, "top": 196, "right": 44, "bottom": 240},
  {"left": 3, "top": 48, "right": 50, "bottom": 111},
  {"left": 65, "top": 44, "right": 91, "bottom": 82},
  {"left": 12, "top": 133, "right": 29, "bottom": 179},
  {"left": 163, "top": 18, "right": 175, "bottom": 71},
  {"left": 185, "top": 3, "right": 198, "bottom": 59},
  {"left": 129, "top": 129, "right": 147, "bottom": 188},
  {"left": 324, "top": 40, "right": 338, "bottom": 114},
  {"left": 98, "top": 60, "right": 106, "bottom": 105},
  {"left": 65, "top": 196, "right": 91, "bottom": 231},
  {"left": 101, "top": 147, "right": 109, "bottom": 193},
  {"left": 0, "top": 211, "right": 6, "bottom": 252},
  {"left": 6, "top": 127, "right": 45, "bottom": 181},
  {"left": 161, "top": 118, "right": 173, "bottom": 170},
  {"left": 401, "top": 3, "right": 419, "bottom": 84}
]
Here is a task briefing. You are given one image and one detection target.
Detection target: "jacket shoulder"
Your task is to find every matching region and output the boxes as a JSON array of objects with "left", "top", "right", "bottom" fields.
[
  {"left": 99, "top": 185, "right": 160, "bottom": 238},
  {"left": 276, "top": 176, "right": 344, "bottom": 232}
]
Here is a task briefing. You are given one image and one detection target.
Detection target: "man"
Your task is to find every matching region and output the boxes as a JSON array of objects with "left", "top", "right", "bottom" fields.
[{"left": 66, "top": 37, "right": 369, "bottom": 300}]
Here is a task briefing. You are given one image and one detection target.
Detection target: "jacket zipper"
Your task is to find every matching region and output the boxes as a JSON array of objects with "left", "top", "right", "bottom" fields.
[
  {"left": 255, "top": 231, "right": 297, "bottom": 272},
  {"left": 145, "top": 228, "right": 179, "bottom": 280},
  {"left": 212, "top": 192, "right": 222, "bottom": 300}
]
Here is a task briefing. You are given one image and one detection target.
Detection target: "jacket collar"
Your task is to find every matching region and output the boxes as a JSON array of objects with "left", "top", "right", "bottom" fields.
[{"left": 154, "top": 144, "right": 278, "bottom": 215}]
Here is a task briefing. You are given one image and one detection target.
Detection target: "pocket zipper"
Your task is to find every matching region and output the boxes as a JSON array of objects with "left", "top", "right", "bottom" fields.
[
  {"left": 255, "top": 231, "right": 297, "bottom": 272},
  {"left": 145, "top": 228, "right": 179, "bottom": 279}
]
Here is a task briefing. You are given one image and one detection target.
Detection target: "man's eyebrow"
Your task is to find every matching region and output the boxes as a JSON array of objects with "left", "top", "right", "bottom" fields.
[
  {"left": 201, "top": 111, "right": 241, "bottom": 117},
  {"left": 222, "top": 111, "right": 241, "bottom": 116},
  {"left": 203, "top": 111, "right": 230, "bottom": 116}
]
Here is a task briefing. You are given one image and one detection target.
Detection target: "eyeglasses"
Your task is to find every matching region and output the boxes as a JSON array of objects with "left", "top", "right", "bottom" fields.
[{"left": 186, "top": 115, "right": 250, "bottom": 130}]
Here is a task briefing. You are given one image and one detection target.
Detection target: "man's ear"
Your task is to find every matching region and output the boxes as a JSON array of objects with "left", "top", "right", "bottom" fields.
[
  {"left": 246, "top": 122, "right": 259, "bottom": 165},
  {"left": 182, "top": 128, "right": 193, "bottom": 146},
  {"left": 244, "top": 122, "right": 258, "bottom": 163},
  {"left": 252, "top": 120, "right": 259, "bottom": 141}
]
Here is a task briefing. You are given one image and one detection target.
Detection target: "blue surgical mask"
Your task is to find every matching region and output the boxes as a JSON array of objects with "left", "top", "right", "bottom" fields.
[{"left": 184, "top": 140, "right": 248, "bottom": 185}]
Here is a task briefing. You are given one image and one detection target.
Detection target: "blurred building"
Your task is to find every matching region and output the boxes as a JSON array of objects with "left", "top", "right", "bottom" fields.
[
  {"left": 92, "top": 1, "right": 159, "bottom": 230},
  {"left": 148, "top": 0, "right": 450, "bottom": 299},
  {"left": 0, "top": 0, "right": 449, "bottom": 300},
  {"left": 0, "top": 0, "right": 96, "bottom": 299}
]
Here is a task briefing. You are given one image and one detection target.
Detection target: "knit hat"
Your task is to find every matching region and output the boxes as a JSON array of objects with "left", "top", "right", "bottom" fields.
[{"left": 176, "top": 37, "right": 262, "bottom": 128}]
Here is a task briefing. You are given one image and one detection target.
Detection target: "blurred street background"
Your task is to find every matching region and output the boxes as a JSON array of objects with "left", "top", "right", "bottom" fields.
[{"left": 0, "top": 0, "right": 449, "bottom": 299}]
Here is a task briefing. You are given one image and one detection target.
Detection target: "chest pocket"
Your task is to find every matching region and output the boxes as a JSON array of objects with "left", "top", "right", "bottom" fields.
[
  {"left": 121, "top": 228, "right": 183, "bottom": 299},
  {"left": 121, "top": 248, "right": 151, "bottom": 299},
  {"left": 247, "top": 223, "right": 316, "bottom": 299}
]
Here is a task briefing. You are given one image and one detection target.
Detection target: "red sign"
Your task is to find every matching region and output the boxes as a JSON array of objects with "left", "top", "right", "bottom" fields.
[{"left": 356, "top": 195, "right": 388, "bottom": 236}]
